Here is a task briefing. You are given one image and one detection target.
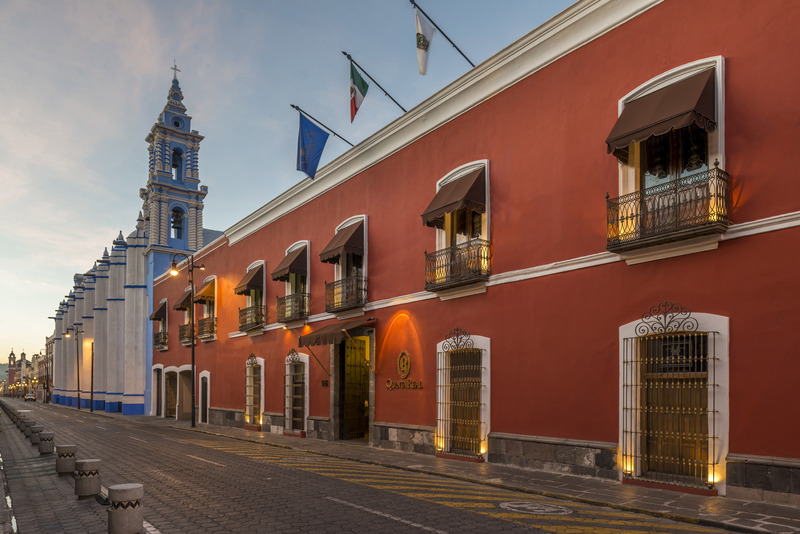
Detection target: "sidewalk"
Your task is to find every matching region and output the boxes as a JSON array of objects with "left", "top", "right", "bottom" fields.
[{"left": 3, "top": 400, "right": 800, "bottom": 533}]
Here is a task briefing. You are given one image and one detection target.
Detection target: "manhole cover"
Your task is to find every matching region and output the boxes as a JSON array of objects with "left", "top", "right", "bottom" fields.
[{"left": 499, "top": 502, "right": 573, "bottom": 516}]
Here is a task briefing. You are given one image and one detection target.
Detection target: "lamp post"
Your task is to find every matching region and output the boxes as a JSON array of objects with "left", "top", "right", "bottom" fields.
[
  {"left": 169, "top": 253, "right": 204, "bottom": 428},
  {"left": 65, "top": 328, "right": 84, "bottom": 409}
]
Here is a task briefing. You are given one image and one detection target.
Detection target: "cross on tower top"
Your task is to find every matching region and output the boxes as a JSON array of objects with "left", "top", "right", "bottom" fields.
[{"left": 171, "top": 60, "right": 181, "bottom": 80}]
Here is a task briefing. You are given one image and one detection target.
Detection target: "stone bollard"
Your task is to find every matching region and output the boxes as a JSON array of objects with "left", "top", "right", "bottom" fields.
[
  {"left": 107, "top": 483, "right": 144, "bottom": 534},
  {"left": 56, "top": 445, "right": 77, "bottom": 476},
  {"left": 74, "top": 459, "right": 102, "bottom": 498},
  {"left": 39, "top": 432, "right": 55, "bottom": 455},
  {"left": 29, "top": 425, "right": 43, "bottom": 444},
  {"left": 24, "top": 420, "right": 36, "bottom": 437}
]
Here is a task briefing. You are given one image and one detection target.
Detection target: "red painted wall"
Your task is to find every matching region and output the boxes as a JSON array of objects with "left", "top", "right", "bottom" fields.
[{"left": 154, "top": 0, "right": 800, "bottom": 460}]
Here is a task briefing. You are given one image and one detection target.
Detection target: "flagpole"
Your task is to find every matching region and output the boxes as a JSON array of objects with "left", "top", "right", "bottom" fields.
[
  {"left": 410, "top": 0, "right": 475, "bottom": 68},
  {"left": 342, "top": 52, "right": 407, "bottom": 113},
  {"left": 290, "top": 105, "right": 354, "bottom": 147}
]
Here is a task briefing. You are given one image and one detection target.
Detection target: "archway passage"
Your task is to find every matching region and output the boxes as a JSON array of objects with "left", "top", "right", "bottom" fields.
[
  {"left": 165, "top": 372, "right": 177, "bottom": 419},
  {"left": 178, "top": 370, "right": 192, "bottom": 421}
]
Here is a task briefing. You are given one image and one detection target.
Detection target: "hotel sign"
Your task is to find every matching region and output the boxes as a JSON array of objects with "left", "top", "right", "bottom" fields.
[{"left": 386, "top": 351, "right": 423, "bottom": 391}]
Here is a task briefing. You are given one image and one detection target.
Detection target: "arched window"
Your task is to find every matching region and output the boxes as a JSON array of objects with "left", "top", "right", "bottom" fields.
[{"left": 171, "top": 209, "right": 184, "bottom": 240}]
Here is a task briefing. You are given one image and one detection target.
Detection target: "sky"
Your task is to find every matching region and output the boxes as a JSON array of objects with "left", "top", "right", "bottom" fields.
[{"left": 0, "top": 0, "right": 574, "bottom": 358}]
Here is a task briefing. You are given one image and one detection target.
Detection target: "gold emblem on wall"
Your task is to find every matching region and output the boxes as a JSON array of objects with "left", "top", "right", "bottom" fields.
[{"left": 398, "top": 351, "right": 411, "bottom": 379}]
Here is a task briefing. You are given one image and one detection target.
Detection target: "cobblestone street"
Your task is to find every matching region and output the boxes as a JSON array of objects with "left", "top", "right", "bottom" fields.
[{"left": 2, "top": 400, "right": 797, "bottom": 533}]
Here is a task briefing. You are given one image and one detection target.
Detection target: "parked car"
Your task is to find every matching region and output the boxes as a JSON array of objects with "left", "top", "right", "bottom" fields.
[{"left": 24, "top": 393, "right": 36, "bottom": 402}]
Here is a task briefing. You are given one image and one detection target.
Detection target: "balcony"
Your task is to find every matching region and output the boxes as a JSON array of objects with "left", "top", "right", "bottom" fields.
[
  {"left": 239, "top": 305, "right": 265, "bottom": 332},
  {"left": 277, "top": 293, "right": 309, "bottom": 324},
  {"left": 197, "top": 316, "right": 217, "bottom": 339},
  {"left": 178, "top": 323, "right": 193, "bottom": 345},
  {"left": 606, "top": 166, "right": 729, "bottom": 253},
  {"left": 153, "top": 331, "right": 168, "bottom": 350},
  {"left": 425, "top": 239, "right": 492, "bottom": 292},
  {"left": 325, "top": 275, "right": 367, "bottom": 313}
]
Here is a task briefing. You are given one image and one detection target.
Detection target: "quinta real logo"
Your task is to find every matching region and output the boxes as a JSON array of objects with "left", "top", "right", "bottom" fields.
[{"left": 386, "top": 351, "right": 422, "bottom": 391}]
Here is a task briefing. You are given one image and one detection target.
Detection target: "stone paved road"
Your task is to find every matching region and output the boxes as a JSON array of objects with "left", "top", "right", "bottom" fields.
[{"left": 2, "top": 402, "right": 730, "bottom": 533}]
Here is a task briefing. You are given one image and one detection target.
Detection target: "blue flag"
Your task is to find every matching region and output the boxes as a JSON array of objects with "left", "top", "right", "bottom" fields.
[{"left": 297, "top": 114, "right": 329, "bottom": 179}]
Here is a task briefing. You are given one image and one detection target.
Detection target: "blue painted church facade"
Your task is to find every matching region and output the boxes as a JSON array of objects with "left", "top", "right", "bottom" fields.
[{"left": 50, "top": 73, "right": 218, "bottom": 415}]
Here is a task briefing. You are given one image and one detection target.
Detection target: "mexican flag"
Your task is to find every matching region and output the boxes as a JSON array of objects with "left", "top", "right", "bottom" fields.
[{"left": 350, "top": 62, "right": 369, "bottom": 122}]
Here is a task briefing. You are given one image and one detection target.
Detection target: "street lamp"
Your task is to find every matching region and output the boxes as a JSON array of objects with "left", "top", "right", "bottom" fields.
[
  {"left": 65, "top": 327, "right": 84, "bottom": 409},
  {"left": 169, "top": 253, "right": 205, "bottom": 428}
]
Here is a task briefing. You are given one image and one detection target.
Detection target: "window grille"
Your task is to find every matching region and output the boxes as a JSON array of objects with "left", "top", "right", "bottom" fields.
[
  {"left": 436, "top": 328, "right": 485, "bottom": 459},
  {"left": 622, "top": 302, "right": 718, "bottom": 489},
  {"left": 245, "top": 358, "right": 261, "bottom": 426},
  {"left": 285, "top": 352, "right": 305, "bottom": 432}
]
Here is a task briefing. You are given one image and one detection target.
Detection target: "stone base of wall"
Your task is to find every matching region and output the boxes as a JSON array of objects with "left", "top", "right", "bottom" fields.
[
  {"left": 488, "top": 433, "right": 618, "bottom": 479},
  {"left": 208, "top": 408, "right": 244, "bottom": 428},
  {"left": 307, "top": 416, "right": 331, "bottom": 440},
  {"left": 726, "top": 454, "right": 800, "bottom": 505},
  {"left": 262, "top": 412, "right": 285, "bottom": 434},
  {"left": 373, "top": 422, "right": 435, "bottom": 455}
]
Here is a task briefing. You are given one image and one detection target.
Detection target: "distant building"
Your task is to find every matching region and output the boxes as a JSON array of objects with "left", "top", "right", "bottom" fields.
[{"left": 50, "top": 72, "right": 219, "bottom": 414}]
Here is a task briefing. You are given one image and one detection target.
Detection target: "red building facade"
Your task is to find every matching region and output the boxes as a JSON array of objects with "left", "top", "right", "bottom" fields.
[{"left": 153, "top": 0, "right": 800, "bottom": 502}]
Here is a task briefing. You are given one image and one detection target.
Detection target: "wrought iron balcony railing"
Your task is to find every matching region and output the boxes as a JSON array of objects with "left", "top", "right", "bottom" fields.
[
  {"left": 197, "top": 316, "right": 217, "bottom": 338},
  {"left": 606, "top": 165, "right": 729, "bottom": 253},
  {"left": 153, "top": 331, "right": 168, "bottom": 350},
  {"left": 325, "top": 275, "right": 367, "bottom": 313},
  {"left": 425, "top": 239, "right": 492, "bottom": 292},
  {"left": 239, "top": 305, "right": 265, "bottom": 332},
  {"left": 178, "top": 323, "right": 192, "bottom": 345},
  {"left": 277, "top": 293, "right": 310, "bottom": 323}
]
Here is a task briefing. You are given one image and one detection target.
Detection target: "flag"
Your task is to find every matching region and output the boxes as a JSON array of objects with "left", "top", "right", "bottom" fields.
[
  {"left": 350, "top": 62, "right": 368, "bottom": 122},
  {"left": 297, "top": 113, "right": 329, "bottom": 179},
  {"left": 415, "top": 7, "right": 435, "bottom": 75}
]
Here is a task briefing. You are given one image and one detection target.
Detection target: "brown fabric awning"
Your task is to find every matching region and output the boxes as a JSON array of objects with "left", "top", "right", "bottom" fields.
[
  {"left": 173, "top": 288, "right": 192, "bottom": 310},
  {"left": 319, "top": 221, "right": 364, "bottom": 264},
  {"left": 421, "top": 167, "right": 485, "bottom": 228},
  {"left": 298, "top": 317, "right": 376, "bottom": 348},
  {"left": 149, "top": 300, "right": 167, "bottom": 320},
  {"left": 606, "top": 69, "right": 716, "bottom": 158},
  {"left": 271, "top": 246, "right": 307, "bottom": 282},
  {"left": 193, "top": 279, "right": 215, "bottom": 303},
  {"left": 234, "top": 265, "right": 264, "bottom": 295}
]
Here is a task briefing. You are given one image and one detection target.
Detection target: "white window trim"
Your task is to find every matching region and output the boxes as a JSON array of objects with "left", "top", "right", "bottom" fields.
[
  {"left": 245, "top": 357, "right": 265, "bottom": 425},
  {"left": 435, "top": 334, "right": 491, "bottom": 461},
  {"left": 156, "top": 298, "right": 168, "bottom": 334},
  {"left": 618, "top": 312, "right": 729, "bottom": 495},
  {"left": 198, "top": 370, "right": 211, "bottom": 424},
  {"left": 284, "top": 240, "right": 310, "bottom": 297},
  {"left": 244, "top": 260, "right": 266, "bottom": 310},
  {"left": 332, "top": 215, "right": 368, "bottom": 282},
  {"left": 163, "top": 364, "right": 192, "bottom": 421},
  {"left": 284, "top": 352, "right": 310, "bottom": 433},
  {"left": 616, "top": 56, "right": 725, "bottom": 197},
  {"left": 434, "top": 160, "right": 491, "bottom": 251}
]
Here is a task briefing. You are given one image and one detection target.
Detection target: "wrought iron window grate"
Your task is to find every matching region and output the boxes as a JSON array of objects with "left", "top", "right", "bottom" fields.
[
  {"left": 622, "top": 330, "right": 718, "bottom": 489},
  {"left": 197, "top": 316, "right": 216, "bottom": 338},
  {"left": 178, "top": 323, "right": 192, "bottom": 345},
  {"left": 239, "top": 305, "right": 265, "bottom": 331},
  {"left": 425, "top": 239, "right": 491, "bottom": 292},
  {"left": 325, "top": 275, "right": 367, "bottom": 313},
  {"left": 245, "top": 360, "right": 261, "bottom": 426},
  {"left": 277, "top": 293, "right": 309, "bottom": 323},
  {"left": 437, "top": 340, "right": 485, "bottom": 459},
  {"left": 285, "top": 355, "right": 305, "bottom": 432}
]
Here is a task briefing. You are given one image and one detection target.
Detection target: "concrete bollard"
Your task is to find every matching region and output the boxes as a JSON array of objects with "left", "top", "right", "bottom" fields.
[
  {"left": 56, "top": 445, "right": 77, "bottom": 475},
  {"left": 29, "top": 425, "right": 43, "bottom": 444},
  {"left": 107, "top": 483, "right": 144, "bottom": 534},
  {"left": 74, "top": 459, "right": 102, "bottom": 498},
  {"left": 24, "top": 420, "right": 36, "bottom": 437},
  {"left": 38, "top": 432, "right": 55, "bottom": 455}
]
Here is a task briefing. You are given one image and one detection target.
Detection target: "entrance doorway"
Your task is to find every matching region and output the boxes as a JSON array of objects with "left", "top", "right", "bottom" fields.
[
  {"left": 165, "top": 371, "right": 177, "bottom": 419},
  {"left": 154, "top": 368, "right": 163, "bottom": 417},
  {"left": 178, "top": 370, "right": 192, "bottom": 420},
  {"left": 337, "top": 337, "right": 369, "bottom": 440}
]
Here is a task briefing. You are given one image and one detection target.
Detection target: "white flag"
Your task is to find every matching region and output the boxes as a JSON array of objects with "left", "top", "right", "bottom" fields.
[{"left": 415, "top": 7, "right": 435, "bottom": 75}]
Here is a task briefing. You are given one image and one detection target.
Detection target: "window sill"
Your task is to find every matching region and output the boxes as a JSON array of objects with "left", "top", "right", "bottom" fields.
[
  {"left": 431, "top": 281, "right": 488, "bottom": 301},
  {"left": 619, "top": 234, "right": 723, "bottom": 265},
  {"left": 198, "top": 334, "right": 217, "bottom": 343}
]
